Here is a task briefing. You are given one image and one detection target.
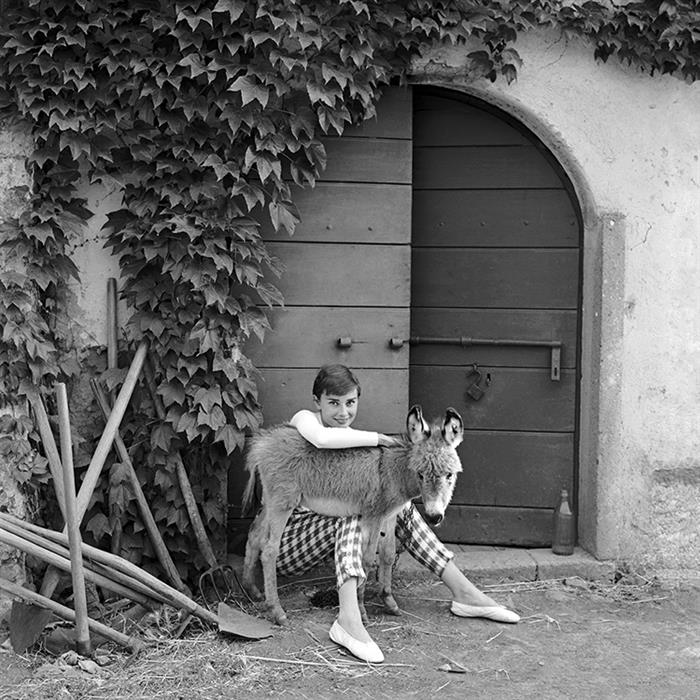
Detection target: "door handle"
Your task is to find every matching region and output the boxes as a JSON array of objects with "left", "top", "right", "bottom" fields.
[{"left": 392, "top": 335, "right": 562, "bottom": 381}]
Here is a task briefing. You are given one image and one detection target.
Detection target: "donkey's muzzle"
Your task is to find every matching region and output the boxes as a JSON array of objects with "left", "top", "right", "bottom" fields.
[{"left": 425, "top": 512, "right": 444, "bottom": 526}]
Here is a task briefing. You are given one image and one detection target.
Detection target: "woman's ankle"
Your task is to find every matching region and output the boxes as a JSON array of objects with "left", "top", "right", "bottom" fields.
[{"left": 336, "top": 612, "right": 372, "bottom": 642}]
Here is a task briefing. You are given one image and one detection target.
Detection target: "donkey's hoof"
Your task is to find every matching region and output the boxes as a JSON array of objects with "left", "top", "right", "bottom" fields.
[
  {"left": 383, "top": 595, "right": 401, "bottom": 616},
  {"left": 271, "top": 611, "right": 289, "bottom": 626}
]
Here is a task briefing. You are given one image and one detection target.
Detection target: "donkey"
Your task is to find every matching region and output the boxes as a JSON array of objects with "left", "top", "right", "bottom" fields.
[{"left": 241, "top": 405, "right": 463, "bottom": 625}]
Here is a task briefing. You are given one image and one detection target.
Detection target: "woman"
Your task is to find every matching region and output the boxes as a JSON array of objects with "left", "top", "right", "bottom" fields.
[{"left": 274, "top": 364, "right": 519, "bottom": 663}]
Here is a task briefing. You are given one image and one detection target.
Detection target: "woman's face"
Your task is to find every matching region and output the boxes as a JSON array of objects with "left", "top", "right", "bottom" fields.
[{"left": 314, "top": 388, "right": 359, "bottom": 428}]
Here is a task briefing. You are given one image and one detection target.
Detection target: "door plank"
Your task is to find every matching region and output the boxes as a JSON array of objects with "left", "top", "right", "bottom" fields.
[
  {"left": 410, "top": 308, "right": 578, "bottom": 368},
  {"left": 247, "top": 307, "right": 409, "bottom": 368},
  {"left": 261, "top": 183, "right": 411, "bottom": 243},
  {"left": 454, "top": 430, "right": 574, "bottom": 507},
  {"left": 410, "top": 366, "right": 576, "bottom": 432},
  {"left": 411, "top": 248, "right": 580, "bottom": 309},
  {"left": 414, "top": 106, "right": 530, "bottom": 146},
  {"left": 412, "top": 190, "right": 579, "bottom": 247},
  {"left": 413, "top": 146, "right": 562, "bottom": 189},
  {"left": 268, "top": 242, "right": 410, "bottom": 306},
  {"left": 436, "top": 505, "right": 557, "bottom": 546},
  {"left": 322, "top": 138, "right": 412, "bottom": 183}
]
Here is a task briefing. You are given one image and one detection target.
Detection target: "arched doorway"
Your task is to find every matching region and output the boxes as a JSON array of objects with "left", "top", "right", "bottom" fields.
[{"left": 409, "top": 87, "right": 583, "bottom": 546}]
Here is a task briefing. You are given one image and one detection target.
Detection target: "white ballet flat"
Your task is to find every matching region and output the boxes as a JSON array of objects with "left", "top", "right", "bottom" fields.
[
  {"left": 329, "top": 620, "right": 385, "bottom": 663},
  {"left": 450, "top": 601, "right": 520, "bottom": 624}
]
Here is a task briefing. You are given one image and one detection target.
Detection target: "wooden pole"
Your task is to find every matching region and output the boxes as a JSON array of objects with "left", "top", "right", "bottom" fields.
[
  {"left": 2, "top": 513, "right": 218, "bottom": 626},
  {"left": 74, "top": 339, "right": 148, "bottom": 524},
  {"left": 28, "top": 394, "right": 66, "bottom": 520},
  {"left": 40, "top": 339, "right": 149, "bottom": 600},
  {"left": 106, "top": 278, "right": 118, "bottom": 373},
  {"left": 106, "top": 277, "right": 122, "bottom": 555},
  {"left": 0, "top": 578, "right": 142, "bottom": 653},
  {"left": 143, "top": 359, "right": 220, "bottom": 568},
  {"left": 56, "top": 382, "right": 91, "bottom": 656},
  {"left": 90, "top": 379, "right": 190, "bottom": 595},
  {"left": 0, "top": 528, "right": 162, "bottom": 608}
]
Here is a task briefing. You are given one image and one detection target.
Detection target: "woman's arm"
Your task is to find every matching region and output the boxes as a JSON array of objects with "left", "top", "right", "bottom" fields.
[{"left": 290, "top": 410, "right": 379, "bottom": 449}]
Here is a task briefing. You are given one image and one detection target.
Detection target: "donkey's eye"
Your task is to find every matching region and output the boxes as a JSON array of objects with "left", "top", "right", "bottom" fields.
[
  {"left": 418, "top": 473, "right": 424, "bottom": 482},
  {"left": 445, "top": 473, "right": 453, "bottom": 481}
]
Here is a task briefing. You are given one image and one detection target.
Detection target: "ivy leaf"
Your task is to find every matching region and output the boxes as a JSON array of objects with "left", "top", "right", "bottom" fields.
[
  {"left": 151, "top": 423, "right": 174, "bottom": 451},
  {"left": 233, "top": 404, "right": 259, "bottom": 431},
  {"left": 229, "top": 76, "right": 270, "bottom": 108},
  {"left": 194, "top": 385, "right": 222, "bottom": 413},
  {"left": 85, "top": 512, "right": 110, "bottom": 540},
  {"left": 268, "top": 200, "right": 299, "bottom": 235},
  {"left": 256, "top": 282, "right": 284, "bottom": 307},
  {"left": 213, "top": 353, "right": 241, "bottom": 381},
  {"left": 306, "top": 82, "right": 337, "bottom": 107},
  {"left": 213, "top": 0, "right": 246, "bottom": 22}
]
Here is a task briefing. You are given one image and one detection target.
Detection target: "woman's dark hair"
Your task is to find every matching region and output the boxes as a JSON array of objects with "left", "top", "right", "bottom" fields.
[{"left": 312, "top": 364, "right": 361, "bottom": 399}]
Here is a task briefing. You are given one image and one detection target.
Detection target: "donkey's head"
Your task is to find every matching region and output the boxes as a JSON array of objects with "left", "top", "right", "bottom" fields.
[{"left": 406, "top": 405, "right": 463, "bottom": 526}]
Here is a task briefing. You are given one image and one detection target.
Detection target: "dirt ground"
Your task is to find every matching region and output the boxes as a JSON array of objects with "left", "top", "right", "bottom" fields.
[{"left": 1, "top": 571, "right": 699, "bottom": 699}]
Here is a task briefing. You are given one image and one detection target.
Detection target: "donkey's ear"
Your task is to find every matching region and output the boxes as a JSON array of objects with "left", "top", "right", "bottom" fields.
[
  {"left": 407, "top": 405, "right": 430, "bottom": 444},
  {"left": 441, "top": 407, "right": 463, "bottom": 447}
]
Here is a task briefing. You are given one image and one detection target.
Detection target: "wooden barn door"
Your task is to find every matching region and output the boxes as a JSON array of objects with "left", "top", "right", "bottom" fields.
[
  {"left": 410, "top": 89, "right": 581, "bottom": 546},
  {"left": 227, "top": 88, "right": 414, "bottom": 548}
]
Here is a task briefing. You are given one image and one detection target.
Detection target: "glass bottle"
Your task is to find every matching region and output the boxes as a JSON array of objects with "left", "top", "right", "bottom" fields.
[{"left": 552, "top": 488, "right": 575, "bottom": 555}]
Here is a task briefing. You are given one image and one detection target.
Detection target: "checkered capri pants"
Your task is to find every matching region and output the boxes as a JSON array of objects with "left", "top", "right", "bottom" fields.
[{"left": 276, "top": 503, "right": 454, "bottom": 589}]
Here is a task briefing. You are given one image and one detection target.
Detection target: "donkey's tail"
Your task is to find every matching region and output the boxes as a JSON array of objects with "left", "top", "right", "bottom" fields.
[{"left": 241, "top": 445, "right": 260, "bottom": 516}]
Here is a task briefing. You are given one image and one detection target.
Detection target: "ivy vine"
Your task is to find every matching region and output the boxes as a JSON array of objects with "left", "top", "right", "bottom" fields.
[{"left": 0, "top": 0, "right": 698, "bottom": 580}]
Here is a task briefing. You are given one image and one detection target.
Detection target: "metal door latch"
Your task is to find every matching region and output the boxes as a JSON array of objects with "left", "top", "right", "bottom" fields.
[{"left": 392, "top": 335, "right": 562, "bottom": 381}]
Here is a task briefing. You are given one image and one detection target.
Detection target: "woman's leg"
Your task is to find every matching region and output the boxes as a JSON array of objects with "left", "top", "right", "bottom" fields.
[
  {"left": 396, "top": 504, "right": 518, "bottom": 615},
  {"left": 276, "top": 509, "right": 337, "bottom": 577},
  {"left": 334, "top": 515, "right": 372, "bottom": 643},
  {"left": 277, "top": 510, "right": 378, "bottom": 644}
]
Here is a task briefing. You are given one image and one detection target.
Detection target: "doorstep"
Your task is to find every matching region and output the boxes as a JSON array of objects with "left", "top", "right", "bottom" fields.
[
  {"left": 228, "top": 546, "right": 615, "bottom": 590},
  {"left": 394, "top": 545, "right": 615, "bottom": 584}
]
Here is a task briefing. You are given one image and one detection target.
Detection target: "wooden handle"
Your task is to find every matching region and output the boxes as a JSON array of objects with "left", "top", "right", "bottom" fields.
[
  {"left": 56, "top": 382, "right": 91, "bottom": 656},
  {"left": 0, "top": 577, "right": 141, "bottom": 652},
  {"left": 90, "top": 378, "right": 190, "bottom": 595},
  {"left": 28, "top": 394, "right": 66, "bottom": 520}
]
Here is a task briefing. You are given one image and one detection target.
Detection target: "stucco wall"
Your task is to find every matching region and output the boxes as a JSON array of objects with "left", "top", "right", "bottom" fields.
[
  {"left": 0, "top": 119, "right": 33, "bottom": 611},
  {"left": 412, "top": 28, "right": 700, "bottom": 569}
]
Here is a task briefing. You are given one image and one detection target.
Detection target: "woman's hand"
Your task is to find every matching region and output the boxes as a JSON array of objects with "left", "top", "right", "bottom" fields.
[{"left": 378, "top": 434, "right": 402, "bottom": 447}]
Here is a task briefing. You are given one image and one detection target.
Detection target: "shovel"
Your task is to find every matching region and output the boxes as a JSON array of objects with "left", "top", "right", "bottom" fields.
[{"left": 217, "top": 602, "right": 273, "bottom": 639}]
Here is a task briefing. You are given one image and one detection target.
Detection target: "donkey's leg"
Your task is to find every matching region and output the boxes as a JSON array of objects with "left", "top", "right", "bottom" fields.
[
  {"left": 259, "top": 506, "right": 293, "bottom": 625},
  {"left": 358, "top": 519, "right": 381, "bottom": 624},
  {"left": 242, "top": 507, "right": 267, "bottom": 601},
  {"left": 377, "top": 514, "right": 401, "bottom": 616}
]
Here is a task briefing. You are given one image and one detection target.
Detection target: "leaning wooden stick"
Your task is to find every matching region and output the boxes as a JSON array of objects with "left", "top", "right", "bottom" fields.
[
  {"left": 106, "top": 278, "right": 118, "bottom": 375},
  {"left": 74, "top": 339, "right": 148, "bottom": 523},
  {"left": 1, "top": 514, "right": 218, "bottom": 626},
  {"left": 0, "top": 527, "right": 161, "bottom": 608},
  {"left": 0, "top": 577, "right": 142, "bottom": 652},
  {"left": 106, "top": 277, "right": 122, "bottom": 555},
  {"left": 143, "top": 359, "right": 220, "bottom": 568},
  {"left": 40, "top": 339, "right": 149, "bottom": 601},
  {"left": 56, "top": 382, "right": 91, "bottom": 656},
  {"left": 90, "top": 378, "right": 190, "bottom": 595},
  {"left": 28, "top": 394, "right": 67, "bottom": 520}
]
